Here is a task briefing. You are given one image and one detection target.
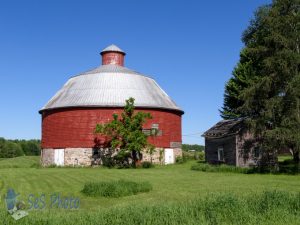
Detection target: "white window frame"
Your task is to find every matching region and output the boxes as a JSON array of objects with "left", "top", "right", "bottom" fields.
[{"left": 218, "top": 147, "right": 224, "bottom": 161}]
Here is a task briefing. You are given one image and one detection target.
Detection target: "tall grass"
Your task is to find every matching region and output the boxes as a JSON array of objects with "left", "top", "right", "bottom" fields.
[
  {"left": 0, "top": 191, "right": 299, "bottom": 225},
  {"left": 191, "top": 163, "right": 252, "bottom": 173},
  {"left": 81, "top": 180, "right": 152, "bottom": 197},
  {"left": 191, "top": 161, "right": 299, "bottom": 174}
]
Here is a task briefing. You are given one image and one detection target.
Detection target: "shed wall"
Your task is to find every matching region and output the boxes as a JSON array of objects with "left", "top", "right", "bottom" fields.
[
  {"left": 205, "top": 135, "right": 236, "bottom": 166},
  {"left": 236, "top": 131, "right": 257, "bottom": 167}
]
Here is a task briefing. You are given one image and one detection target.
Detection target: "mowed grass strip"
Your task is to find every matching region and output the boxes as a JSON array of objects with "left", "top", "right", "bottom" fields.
[
  {"left": 81, "top": 180, "right": 152, "bottom": 197},
  {"left": 0, "top": 157, "right": 299, "bottom": 211},
  {"left": 0, "top": 156, "right": 39, "bottom": 168}
]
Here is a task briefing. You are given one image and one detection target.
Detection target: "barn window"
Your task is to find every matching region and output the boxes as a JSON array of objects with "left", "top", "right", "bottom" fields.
[
  {"left": 218, "top": 147, "right": 224, "bottom": 161},
  {"left": 151, "top": 124, "right": 162, "bottom": 136},
  {"left": 152, "top": 124, "right": 159, "bottom": 129},
  {"left": 142, "top": 127, "right": 162, "bottom": 136},
  {"left": 142, "top": 129, "right": 151, "bottom": 136},
  {"left": 151, "top": 128, "right": 162, "bottom": 136}
]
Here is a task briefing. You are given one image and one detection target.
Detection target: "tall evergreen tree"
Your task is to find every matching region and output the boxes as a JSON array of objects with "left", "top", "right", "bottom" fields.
[
  {"left": 221, "top": 0, "right": 300, "bottom": 163},
  {"left": 220, "top": 5, "right": 271, "bottom": 119}
]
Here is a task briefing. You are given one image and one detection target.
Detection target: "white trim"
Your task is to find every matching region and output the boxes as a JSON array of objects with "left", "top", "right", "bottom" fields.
[
  {"left": 218, "top": 147, "right": 224, "bottom": 161},
  {"left": 54, "top": 149, "right": 64, "bottom": 166},
  {"left": 164, "top": 148, "right": 174, "bottom": 164}
]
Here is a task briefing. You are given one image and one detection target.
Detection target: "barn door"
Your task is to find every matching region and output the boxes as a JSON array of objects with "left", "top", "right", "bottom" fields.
[
  {"left": 54, "top": 149, "right": 64, "bottom": 166},
  {"left": 164, "top": 148, "right": 174, "bottom": 164}
]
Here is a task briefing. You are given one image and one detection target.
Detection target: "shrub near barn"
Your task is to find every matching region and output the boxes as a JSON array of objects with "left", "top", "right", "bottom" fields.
[{"left": 95, "top": 98, "right": 155, "bottom": 168}]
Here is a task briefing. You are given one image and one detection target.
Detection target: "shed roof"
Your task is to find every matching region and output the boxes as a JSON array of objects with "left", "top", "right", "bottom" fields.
[{"left": 202, "top": 118, "right": 244, "bottom": 138}]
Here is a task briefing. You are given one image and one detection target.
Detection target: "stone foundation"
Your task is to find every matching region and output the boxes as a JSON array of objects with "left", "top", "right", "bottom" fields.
[
  {"left": 142, "top": 148, "right": 182, "bottom": 164},
  {"left": 41, "top": 148, "right": 182, "bottom": 166},
  {"left": 41, "top": 148, "right": 54, "bottom": 166},
  {"left": 174, "top": 148, "right": 183, "bottom": 161},
  {"left": 142, "top": 148, "right": 164, "bottom": 164},
  {"left": 64, "top": 148, "right": 93, "bottom": 166}
]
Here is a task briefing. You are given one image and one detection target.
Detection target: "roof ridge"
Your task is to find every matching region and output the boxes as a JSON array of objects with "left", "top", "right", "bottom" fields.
[
  {"left": 101, "top": 44, "right": 125, "bottom": 54},
  {"left": 73, "top": 64, "right": 154, "bottom": 79}
]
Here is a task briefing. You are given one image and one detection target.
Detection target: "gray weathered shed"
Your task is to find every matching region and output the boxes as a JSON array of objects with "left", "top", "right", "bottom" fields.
[{"left": 202, "top": 119, "right": 259, "bottom": 167}]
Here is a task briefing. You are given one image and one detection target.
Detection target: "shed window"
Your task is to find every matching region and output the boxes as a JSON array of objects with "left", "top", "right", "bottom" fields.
[
  {"left": 218, "top": 147, "right": 224, "bottom": 161},
  {"left": 254, "top": 147, "right": 260, "bottom": 158}
]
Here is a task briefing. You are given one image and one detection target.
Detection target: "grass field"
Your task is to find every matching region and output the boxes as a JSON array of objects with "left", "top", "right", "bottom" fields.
[
  {"left": 0, "top": 156, "right": 299, "bottom": 224},
  {"left": 278, "top": 154, "right": 293, "bottom": 162},
  {"left": 0, "top": 156, "right": 39, "bottom": 168}
]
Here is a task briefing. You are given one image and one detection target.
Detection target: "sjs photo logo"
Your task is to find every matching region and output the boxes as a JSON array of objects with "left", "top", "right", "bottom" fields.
[
  {"left": 2, "top": 185, "right": 80, "bottom": 221},
  {"left": 5, "top": 188, "right": 28, "bottom": 220}
]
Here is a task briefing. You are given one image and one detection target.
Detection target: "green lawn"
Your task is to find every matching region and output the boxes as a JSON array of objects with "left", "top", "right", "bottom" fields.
[
  {"left": 0, "top": 156, "right": 299, "bottom": 224},
  {"left": 0, "top": 156, "right": 39, "bottom": 168},
  {"left": 278, "top": 154, "right": 293, "bottom": 162}
]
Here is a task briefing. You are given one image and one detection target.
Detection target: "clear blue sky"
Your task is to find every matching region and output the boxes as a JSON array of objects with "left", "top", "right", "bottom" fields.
[{"left": 0, "top": 0, "right": 271, "bottom": 145}]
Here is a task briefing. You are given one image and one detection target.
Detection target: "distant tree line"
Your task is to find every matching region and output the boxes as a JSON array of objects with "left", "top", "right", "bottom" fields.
[
  {"left": 182, "top": 144, "right": 204, "bottom": 152},
  {"left": 0, "top": 137, "right": 40, "bottom": 158}
]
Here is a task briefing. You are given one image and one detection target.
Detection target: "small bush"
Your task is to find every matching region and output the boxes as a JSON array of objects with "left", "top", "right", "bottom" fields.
[
  {"left": 176, "top": 156, "right": 186, "bottom": 164},
  {"left": 196, "top": 151, "right": 205, "bottom": 161},
  {"left": 142, "top": 161, "right": 154, "bottom": 168},
  {"left": 81, "top": 180, "right": 152, "bottom": 198},
  {"left": 278, "top": 159, "right": 299, "bottom": 174},
  {"left": 182, "top": 152, "right": 195, "bottom": 161},
  {"left": 101, "top": 157, "right": 116, "bottom": 168},
  {"left": 181, "top": 151, "right": 205, "bottom": 162}
]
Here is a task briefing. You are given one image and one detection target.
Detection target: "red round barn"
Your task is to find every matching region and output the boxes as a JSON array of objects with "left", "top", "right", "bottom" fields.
[{"left": 39, "top": 45, "right": 184, "bottom": 166}]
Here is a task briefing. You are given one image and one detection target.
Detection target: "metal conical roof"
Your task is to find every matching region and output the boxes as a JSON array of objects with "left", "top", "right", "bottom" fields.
[
  {"left": 101, "top": 44, "right": 125, "bottom": 55},
  {"left": 40, "top": 64, "right": 183, "bottom": 113}
]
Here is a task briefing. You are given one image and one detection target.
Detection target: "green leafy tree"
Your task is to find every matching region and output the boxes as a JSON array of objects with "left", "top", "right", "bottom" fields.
[
  {"left": 0, "top": 138, "right": 40, "bottom": 157},
  {"left": 0, "top": 141, "right": 24, "bottom": 158},
  {"left": 0, "top": 138, "right": 5, "bottom": 149},
  {"left": 95, "top": 98, "right": 153, "bottom": 167},
  {"left": 222, "top": 0, "right": 300, "bottom": 163},
  {"left": 19, "top": 140, "right": 40, "bottom": 156}
]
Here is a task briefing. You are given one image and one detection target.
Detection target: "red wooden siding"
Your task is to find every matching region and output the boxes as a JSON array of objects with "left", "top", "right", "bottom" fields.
[
  {"left": 102, "top": 52, "right": 125, "bottom": 66},
  {"left": 41, "top": 107, "right": 182, "bottom": 149}
]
